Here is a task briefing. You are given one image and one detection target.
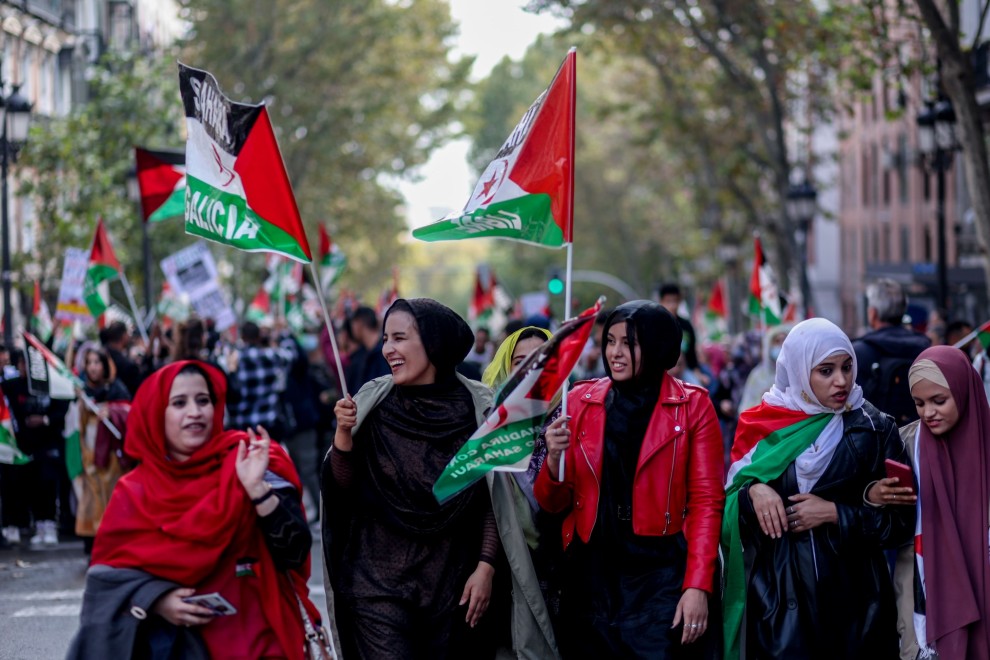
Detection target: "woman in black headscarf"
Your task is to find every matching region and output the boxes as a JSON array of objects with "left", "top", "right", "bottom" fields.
[
  {"left": 536, "top": 301, "right": 725, "bottom": 659},
  {"left": 321, "top": 298, "right": 557, "bottom": 659}
]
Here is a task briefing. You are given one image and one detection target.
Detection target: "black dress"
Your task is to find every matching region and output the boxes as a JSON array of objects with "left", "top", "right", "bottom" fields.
[{"left": 324, "top": 376, "right": 500, "bottom": 660}]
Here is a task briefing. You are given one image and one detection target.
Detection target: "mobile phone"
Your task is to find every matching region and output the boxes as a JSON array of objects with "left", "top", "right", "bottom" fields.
[
  {"left": 181, "top": 592, "right": 237, "bottom": 616},
  {"left": 884, "top": 459, "right": 915, "bottom": 494}
]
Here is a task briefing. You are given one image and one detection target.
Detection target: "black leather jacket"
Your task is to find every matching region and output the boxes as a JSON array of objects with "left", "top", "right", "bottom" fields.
[{"left": 737, "top": 402, "right": 914, "bottom": 660}]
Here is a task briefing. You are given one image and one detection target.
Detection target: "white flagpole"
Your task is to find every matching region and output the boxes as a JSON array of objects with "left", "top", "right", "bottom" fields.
[
  {"left": 117, "top": 271, "right": 150, "bottom": 346},
  {"left": 558, "top": 242, "right": 574, "bottom": 482},
  {"left": 309, "top": 261, "right": 349, "bottom": 399},
  {"left": 76, "top": 387, "right": 122, "bottom": 440}
]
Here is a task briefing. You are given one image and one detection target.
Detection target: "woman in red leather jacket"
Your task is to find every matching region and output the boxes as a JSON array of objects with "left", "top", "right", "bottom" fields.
[{"left": 536, "top": 300, "right": 724, "bottom": 659}]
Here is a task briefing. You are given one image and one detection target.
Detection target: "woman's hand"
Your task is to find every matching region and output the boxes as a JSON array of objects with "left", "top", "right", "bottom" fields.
[
  {"left": 459, "top": 562, "right": 494, "bottom": 628},
  {"left": 786, "top": 493, "right": 839, "bottom": 532},
  {"left": 672, "top": 587, "right": 708, "bottom": 644},
  {"left": 866, "top": 477, "right": 916, "bottom": 506},
  {"left": 152, "top": 588, "right": 216, "bottom": 627},
  {"left": 236, "top": 426, "right": 271, "bottom": 499},
  {"left": 749, "top": 483, "right": 787, "bottom": 538},
  {"left": 334, "top": 396, "right": 357, "bottom": 452},
  {"left": 544, "top": 415, "right": 572, "bottom": 481}
]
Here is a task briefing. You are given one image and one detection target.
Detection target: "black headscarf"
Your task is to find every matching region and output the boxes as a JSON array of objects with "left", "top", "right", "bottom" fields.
[
  {"left": 601, "top": 300, "right": 682, "bottom": 391},
  {"left": 383, "top": 298, "right": 474, "bottom": 377}
]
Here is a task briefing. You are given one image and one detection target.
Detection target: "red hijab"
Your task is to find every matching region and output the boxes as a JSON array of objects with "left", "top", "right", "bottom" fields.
[
  {"left": 91, "top": 360, "right": 318, "bottom": 658},
  {"left": 915, "top": 346, "right": 990, "bottom": 659}
]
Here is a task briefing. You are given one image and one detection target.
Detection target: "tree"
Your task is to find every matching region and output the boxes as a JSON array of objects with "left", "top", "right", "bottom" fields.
[
  {"left": 179, "top": 0, "right": 472, "bottom": 295},
  {"left": 527, "top": 0, "right": 835, "bottom": 308},
  {"left": 19, "top": 51, "right": 187, "bottom": 317}
]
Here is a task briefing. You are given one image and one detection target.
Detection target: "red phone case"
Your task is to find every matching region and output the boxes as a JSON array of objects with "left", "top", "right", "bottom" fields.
[{"left": 885, "top": 459, "right": 914, "bottom": 492}]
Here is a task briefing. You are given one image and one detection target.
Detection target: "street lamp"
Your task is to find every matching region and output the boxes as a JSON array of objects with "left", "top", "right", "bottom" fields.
[
  {"left": 125, "top": 166, "right": 153, "bottom": 321},
  {"left": 916, "top": 94, "right": 957, "bottom": 312},
  {"left": 0, "top": 83, "right": 32, "bottom": 349},
  {"left": 786, "top": 179, "right": 818, "bottom": 320}
]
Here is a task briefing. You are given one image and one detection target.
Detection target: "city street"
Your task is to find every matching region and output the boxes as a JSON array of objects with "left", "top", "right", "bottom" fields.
[{"left": 0, "top": 534, "right": 329, "bottom": 660}]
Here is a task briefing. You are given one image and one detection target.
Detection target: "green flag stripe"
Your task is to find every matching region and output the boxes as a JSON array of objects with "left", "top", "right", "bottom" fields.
[
  {"left": 148, "top": 186, "right": 186, "bottom": 223},
  {"left": 412, "top": 194, "right": 565, "bottom": 247},
  {"left": 433, "top": 416, "right": 544, "bottom": 503},
  {"left": 83, "top": 263, "right": 118, "bottom": 317},
  {"left": 185, "top": 175, "right": 311, "bottom": 262},
  {"left": 721, "top": 413, "right": 831, "bottom": 660}
]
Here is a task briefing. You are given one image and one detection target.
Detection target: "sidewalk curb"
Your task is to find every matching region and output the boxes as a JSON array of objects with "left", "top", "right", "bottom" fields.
[{"left": 0, "top": 541, "right": 87, "bottom": 564}]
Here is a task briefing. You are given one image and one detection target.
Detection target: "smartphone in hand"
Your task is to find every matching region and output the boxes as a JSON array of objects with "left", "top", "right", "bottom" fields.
[
  {"left": 884, "top": 459, "right": 915, "bottom": 494},
  {"left": 181, "top": 592, "right": 238, "bottom": 616}
]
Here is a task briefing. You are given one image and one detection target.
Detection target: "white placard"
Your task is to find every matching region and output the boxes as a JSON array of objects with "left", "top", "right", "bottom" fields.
[
  {"left": 55, "top": 248, "right": 92, "bottom": 323},
  {"left": 160, "top": 242, "right": 235, "bottom": 331}
]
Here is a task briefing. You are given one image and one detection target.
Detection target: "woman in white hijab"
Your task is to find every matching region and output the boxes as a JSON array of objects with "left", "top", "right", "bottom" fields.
[{"left": 721, "top": 318, "right": 915, "bottom": 660}]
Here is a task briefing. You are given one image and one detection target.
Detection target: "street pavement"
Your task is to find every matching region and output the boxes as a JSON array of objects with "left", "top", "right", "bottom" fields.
[{"left": 0, "top": 532, "right": 329, "bottom": 660}]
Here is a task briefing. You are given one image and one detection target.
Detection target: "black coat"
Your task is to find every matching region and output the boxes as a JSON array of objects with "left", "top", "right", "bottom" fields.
[{"left": 737, "top": 403, "right": 914, "bottom": 660}]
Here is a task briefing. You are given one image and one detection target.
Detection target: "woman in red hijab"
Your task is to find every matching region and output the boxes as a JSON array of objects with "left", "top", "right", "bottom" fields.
[
  {"left": 68, "top": 360, "right": 326, "bottom": 659},
  {"left": 871, "top": 346, "right": 990, "bottom": 659}
]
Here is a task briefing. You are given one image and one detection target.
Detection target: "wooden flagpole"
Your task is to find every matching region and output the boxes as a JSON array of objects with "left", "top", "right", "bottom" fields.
[{"left": 309, "top": 261, "right": 349, "bottom": 399}]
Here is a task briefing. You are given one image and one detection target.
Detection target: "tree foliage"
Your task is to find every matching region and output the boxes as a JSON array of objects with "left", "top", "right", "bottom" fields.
[{"left": 19, "top": 51, "right": 186, "bottom": 313}]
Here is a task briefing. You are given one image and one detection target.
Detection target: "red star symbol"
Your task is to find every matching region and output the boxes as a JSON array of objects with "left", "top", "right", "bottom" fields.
[{"left": 479, "top": 170, "right": 499, "bottom": 198}]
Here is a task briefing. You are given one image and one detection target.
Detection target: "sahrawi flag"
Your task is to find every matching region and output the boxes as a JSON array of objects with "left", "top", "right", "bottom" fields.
[
  {"left": 24, "top": 330, "right": 80, "bottom": 400},
  {"left": 413, "top": 48, "right": 575, "bottom": 247},
  {"left": 179, "top": 63, "right": 312, "bottom": 263},
  {"left": 136, "top": 147, "right": 185, "bottom": 223},
  {"left": 433, "top": 298, "right": 601, "bottom": 503},
  {"left": 82, "top": 218, "right": 121, "bottom": 319},
  {"left": 748, "top": 235, "right": 782, "bottom": 325},
  {"left": 721, "top": 403, "right": 833, "bottom": 659},
  {"left": 319, "top": 223, "right": 347, "bottom": 290},
  {"left": 0, "top": 391, "right": 25, "bottom": 465}
]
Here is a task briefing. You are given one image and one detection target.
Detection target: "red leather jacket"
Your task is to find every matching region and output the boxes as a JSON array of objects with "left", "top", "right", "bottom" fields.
[{"left": 534, "top": 373, "right": 725, "bottom": 593}]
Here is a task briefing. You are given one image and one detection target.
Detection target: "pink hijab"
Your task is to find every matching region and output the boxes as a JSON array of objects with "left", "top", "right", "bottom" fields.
[{"left": 913, "top": 346, "right": 990, "bottom": 659}]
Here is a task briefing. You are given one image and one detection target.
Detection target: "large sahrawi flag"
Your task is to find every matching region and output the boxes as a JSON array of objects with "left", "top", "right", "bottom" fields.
[
  {"left": 135, "top": 147, "right": 186, "bottom": 223},
  {"left": 721, "top": 403, "right": 832, "bottom": 659},
  {"left": 433, "top": 298, "right": 600, "bottom": 504},
  {"left": 178, "top": 64, "right": 312, "bottom": 263},
  {"left": 412, "top": 49, "right": 575, "bottom": 247}
]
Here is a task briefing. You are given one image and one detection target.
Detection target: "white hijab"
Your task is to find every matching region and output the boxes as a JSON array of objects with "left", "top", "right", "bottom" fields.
[{"left": 762, "top": 318, "right": 864, "bottom": 492}]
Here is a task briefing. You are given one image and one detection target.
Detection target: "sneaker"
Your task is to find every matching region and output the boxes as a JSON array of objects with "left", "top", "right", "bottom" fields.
[
  {"left": 30, "top": 521, "right": 58, "bottom": 547},
  {"left": 42, "top": 520, "right": 58, "bottom": 546},
  {"left": 2, "top": 526, "right": 19, "bottom": 545}
]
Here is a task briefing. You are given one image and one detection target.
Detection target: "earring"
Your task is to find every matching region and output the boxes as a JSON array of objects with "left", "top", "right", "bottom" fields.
[{"left": 801, "top": 391, "right": 812, "bottom": 404}]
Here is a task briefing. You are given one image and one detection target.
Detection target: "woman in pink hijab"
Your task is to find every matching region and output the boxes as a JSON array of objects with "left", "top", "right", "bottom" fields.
[{"left": 872, "top": 345, "right": 990, "bottom": 659}]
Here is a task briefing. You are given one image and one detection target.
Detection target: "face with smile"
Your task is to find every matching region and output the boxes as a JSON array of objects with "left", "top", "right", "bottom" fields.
[
  {"left": 605, "top": 321, "right": 642, "bottom": 382},
  {"left": 912, "top": 379, "right": 960, "bottom": 437},
  {"left": 164, "top": 372, "right": 215, "bottom": 462},
  {"left": 383, "top": 311, "right": 436, "bottom": 386},
  {"left": 511, "top": 336, "right": 545, "bottom": 370},
  {"left": 809, "top": 351, "right": 853, "bottom": 411}
]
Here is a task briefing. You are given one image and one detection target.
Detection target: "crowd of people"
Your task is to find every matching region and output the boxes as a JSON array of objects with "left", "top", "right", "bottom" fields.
[{"left": 1, "top": 274, "right": 988, "bottom": 659}]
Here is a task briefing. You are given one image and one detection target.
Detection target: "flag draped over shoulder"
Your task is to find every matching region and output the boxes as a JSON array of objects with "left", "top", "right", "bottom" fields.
[
  {"left": 318, "top": 223, "right": 347, "bottom": 290},
  {"left": 433, "top": 298, "right": 601, "bottom": 503},
  {"left": 135, "top": 147, "right": 186, "bottom": 223},
  {"left": 178, "top": 63, "right": 312, "bottom": 263},
  {"left": 721, "top": 403, "right": 831, "bottom": 659},
  {"left": 82, "top": 218, "right": 121, "bottom": 319},
  {"left": 748, "top": 235, "right": 781, "bottom": 325},
  {"left": 413, "top": 49, "right": 575, "bottom": 248}
]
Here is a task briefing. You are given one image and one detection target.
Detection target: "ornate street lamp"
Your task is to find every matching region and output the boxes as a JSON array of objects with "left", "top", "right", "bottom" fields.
[
  {"left": 0, "top": 83, "right": 32, "bottom": 349},
  {"left": 916, "top": 94, "right": 957, "bottom": 312},
  {"left": 786, "top": 179, "right": 818, "bottom": 320}
]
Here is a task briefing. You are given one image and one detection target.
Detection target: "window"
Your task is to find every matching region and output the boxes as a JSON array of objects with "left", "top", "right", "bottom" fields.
[
  {"left": 900, "top": 226, "right": 910, "bottom": 262},
  {"left": 882, "top": 224, "right": 891, "bottom": 262},
  {"left": 873, "top": 227, "right": 880, "bottom": 262},
  {"left": 923, "top": 169, "right": 931, "bottom": 201},
  {"left": 862, "top": 151, "right": 870, "bottom": 207},
  {"left": 924, "top": 227, "right": 932, "bottom": 262}
]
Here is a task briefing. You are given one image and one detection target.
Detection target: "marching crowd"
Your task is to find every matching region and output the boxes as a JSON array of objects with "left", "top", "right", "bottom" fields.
[{"left": 1, "top": 277, "right": 988, "bottom": 659}]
